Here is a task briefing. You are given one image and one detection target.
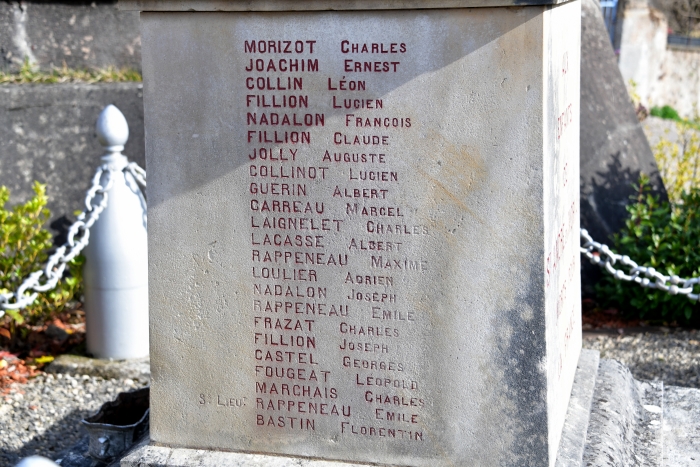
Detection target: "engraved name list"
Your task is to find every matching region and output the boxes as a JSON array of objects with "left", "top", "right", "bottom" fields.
[{"left": 244, "top": 37, "right": 428, "bottom": 443}]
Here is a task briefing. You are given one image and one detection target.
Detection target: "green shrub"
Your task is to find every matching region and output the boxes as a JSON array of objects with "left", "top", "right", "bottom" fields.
[
  {"left": 0, "top": 182, "right": 83, "bottom": 329},
  {"left": 595, "top": 175, "right": 700, "bottom": 323},
  {"left": 650, "top": 105, "right": 682, "bottom": 121}
]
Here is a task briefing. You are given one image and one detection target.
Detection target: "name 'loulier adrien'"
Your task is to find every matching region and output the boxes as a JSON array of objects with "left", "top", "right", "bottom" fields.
[{"left": 243, "top": 36, "right": 425, "bottom": 442}]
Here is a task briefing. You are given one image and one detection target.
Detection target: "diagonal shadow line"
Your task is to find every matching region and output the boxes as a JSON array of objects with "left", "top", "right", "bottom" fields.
[{"left": 0, "top": 407, "right": 93, "bottom": 467}]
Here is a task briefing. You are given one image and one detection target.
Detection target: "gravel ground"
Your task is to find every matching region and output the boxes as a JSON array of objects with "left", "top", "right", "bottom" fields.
[
  {"left": 583, "top": 328, "right": 700, "bottom": 388},
  {"left": 0, "top": 330, "right": 697, "bottom": 467},
  {"left": 0, "top": 373, "right": 148, "bottom": 467}
]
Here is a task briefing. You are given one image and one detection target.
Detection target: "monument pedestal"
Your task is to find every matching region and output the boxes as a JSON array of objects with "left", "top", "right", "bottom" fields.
[
  {"left": 121, "top": 350, "right": 598, "bottom": 467},
  {"left": 121, "top": 349, "right": 700, "bottom": 467},
  {"left": 121, "top": 0, "right": 581, "bottom": 465}
]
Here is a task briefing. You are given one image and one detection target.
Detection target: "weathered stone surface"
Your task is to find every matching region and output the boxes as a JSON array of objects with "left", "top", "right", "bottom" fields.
[
  {"left": 121, "top": 350, "right": 600, "bottom": 467},
  {"left": 116, "top": 352, "right": 700, "bottom": 467},
  {"left": 121, "top": 0, "right": 577, "bottom": 11},
  {"left": 618, "top": 0, "right": 700, "bottom": 119},
  {"left": 617, "top": 0, "right": 668, "bottom": 114},
  {"left": 140, "top": 3, "right": 581, "bottom": 467},
  {"left": 582, "top": 358, "right": 663, "bottom": 466},
  {"left": 0, "top": 1, "right": 141, "bottom": 73},
  {"left": 46, "top": 354, "right": 150, "bottom": 383},
  {"left": 121, "top": 445, "right": 371, "bottom": 467},
  {"left": 554, "top": 349, "right": 600, "bottom": 467},
  {"left": 0, "top": 83, "right": 144, "bottom": 233},
  {"left": 663, "top": 386, "right": 700, "bottom": 466}
]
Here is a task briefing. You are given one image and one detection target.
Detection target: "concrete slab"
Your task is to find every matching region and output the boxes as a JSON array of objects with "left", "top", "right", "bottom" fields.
[
  {"left": 554, "top": 348, "right": 600, "bottom": 467},
  {"left": 663, "top": 385, "right": 700, "bottom": 466},
  {"left": 122, "top": 350, "right": 603, "bottom": 467},
  {"left": 45, "top": 355, "right": 150, "bottom": 383},
  {"left": 582, "top": 358, "right": 663, "bottom": 466},
  {"left": 120, "top": 0, "right": 577, "bottom": 11}
]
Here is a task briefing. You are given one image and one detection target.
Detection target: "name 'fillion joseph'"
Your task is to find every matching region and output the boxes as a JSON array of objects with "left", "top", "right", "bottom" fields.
[{"left": 242, "top": 35, "right": 427, "bottom": 442}]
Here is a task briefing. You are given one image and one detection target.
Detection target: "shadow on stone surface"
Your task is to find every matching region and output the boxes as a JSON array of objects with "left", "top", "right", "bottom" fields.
[
  {"left": 583, "top": 151, "right": 645, "bottom": 240},
  {"left": 0, "top": 408, "right": 93, "bottom": 467},
  {"left": 579, "top": 150, "right": 650, "bottom": 295}
]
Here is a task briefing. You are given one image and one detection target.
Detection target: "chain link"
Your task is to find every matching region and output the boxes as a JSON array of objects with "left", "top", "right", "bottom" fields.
[
  {"left": 125, "top": 162, "right": 146, "bottom": 189},
  {"left": 0, "top": 163, "right": 146, "bottom": 317},
  {"left": 580, "top": 229, "right": 700, "bottom": 301}
]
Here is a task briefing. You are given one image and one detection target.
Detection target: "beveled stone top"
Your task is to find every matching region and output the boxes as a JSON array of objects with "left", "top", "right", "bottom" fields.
[{"left": 119, "top": 0, "right": 575, "bottom": 11}]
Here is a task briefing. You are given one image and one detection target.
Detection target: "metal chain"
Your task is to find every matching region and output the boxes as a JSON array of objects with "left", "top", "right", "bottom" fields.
[
  {"left": 125, "top": 162, "right": 146, "bottom": 189},
  {"left": 5, "top": 164, "right": 697, "bottom": 317},
  {"left": 580, "top": 229, "right": 700, "bottom": 301},
  {"left": 0, "top": 163, "right": 146, "bottom": 317}
]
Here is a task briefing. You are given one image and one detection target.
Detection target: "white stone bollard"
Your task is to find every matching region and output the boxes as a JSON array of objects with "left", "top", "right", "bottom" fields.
[
  {"left": 83, "top": 105, "right": 149, "bottom": 359},
  {"left": 15, "top": 456, "right": 59, "bottom": 467}
]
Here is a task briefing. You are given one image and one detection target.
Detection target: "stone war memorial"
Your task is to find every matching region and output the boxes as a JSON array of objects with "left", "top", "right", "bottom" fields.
[{"left": 119, "top": 0, "right": 582, "bottom": 466}]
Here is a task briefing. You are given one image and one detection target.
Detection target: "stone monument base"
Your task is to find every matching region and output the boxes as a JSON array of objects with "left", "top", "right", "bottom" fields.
[{"left": 122, "top": 349, "right": 699, "bottom": 467}]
